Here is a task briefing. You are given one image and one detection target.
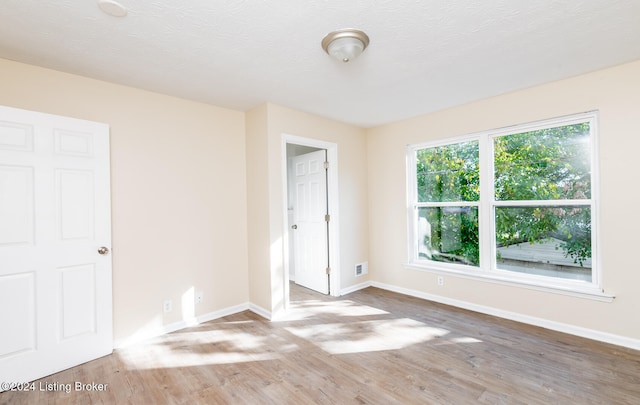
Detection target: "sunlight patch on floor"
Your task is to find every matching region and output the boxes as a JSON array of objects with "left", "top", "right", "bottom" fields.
[
  {"left": 281, "top": 299, "right": 389, "bottom": 321},
  {"left": 450, "top": 337, "right": 483, "bottom": 344},
  {"left": 285, "top": 318, "right": 449, "bottom": 354},
  {"left": 118, "top": 325, "right": 298, "bottom": 369}
]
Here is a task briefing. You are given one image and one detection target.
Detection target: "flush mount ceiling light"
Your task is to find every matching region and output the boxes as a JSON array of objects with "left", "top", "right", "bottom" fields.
[
  {"left": 321, "top": 28, "right": 370, "bottom": 63},
  {"left": 98, "top": 0, "right": 128, "bottom": 17}
]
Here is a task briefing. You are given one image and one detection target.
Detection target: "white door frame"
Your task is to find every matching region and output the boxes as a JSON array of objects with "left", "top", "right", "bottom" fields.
[{"left": 281, "top": 134, "right": 340, "bottom": 306}]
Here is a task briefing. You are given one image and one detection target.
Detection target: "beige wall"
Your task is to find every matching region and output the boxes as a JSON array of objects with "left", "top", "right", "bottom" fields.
[
  {"left": 0, "top": 58, "right": 249, "bottom": 343},
  {"left": 367, "top": 60, "right": 640, "bottom": 341},
  {"left": 245, "top": 105, "right": 272, "bottom": 312},
  {"left": 245, "top": 103, "right": 369, "bottom": 316}
]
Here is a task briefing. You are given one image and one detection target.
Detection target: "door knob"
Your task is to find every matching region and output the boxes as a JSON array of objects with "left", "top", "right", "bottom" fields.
[
  {"left": 291, "top": 225, "right": 297, "bottom": 230},
  {"left": 98, "top": 246, "right": 110, "bottom": 255}
]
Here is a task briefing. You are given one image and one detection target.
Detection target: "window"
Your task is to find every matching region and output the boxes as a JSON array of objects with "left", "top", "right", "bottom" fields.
[{"left": 407, "top": 112, "right": 600, "bottom": 294}]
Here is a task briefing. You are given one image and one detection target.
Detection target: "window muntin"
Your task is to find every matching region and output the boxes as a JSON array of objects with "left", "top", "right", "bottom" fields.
[{"left": 408, "top": 112, "right": 598, "bottom": 292}]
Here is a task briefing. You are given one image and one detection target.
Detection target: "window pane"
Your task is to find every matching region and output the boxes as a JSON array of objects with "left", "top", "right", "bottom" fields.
[
  {"left": 495, "top": 206, "right": 591, "bottom": 281},
  {"left": 416, "top": 141, "right": 479, "bottom": 202},
  {"left": 494, "top": 123, "right": 591, "bottom": 201},
  {"left": 417, "top": 206, "right": 479, "bottom": 266}
]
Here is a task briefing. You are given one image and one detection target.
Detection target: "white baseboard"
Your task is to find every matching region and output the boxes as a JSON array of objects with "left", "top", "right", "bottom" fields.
[
  {"left": 371, "top": 281, "right": 640, "bottom": 351},
  {"left": 114, "top": 302, "right": 250, "bottom": 349},
  {"left": 248, "top": 302, "right": 272, "bottom": 320},
  {"left": 340, "top": 281, "right": 372, "bottom": 296}
]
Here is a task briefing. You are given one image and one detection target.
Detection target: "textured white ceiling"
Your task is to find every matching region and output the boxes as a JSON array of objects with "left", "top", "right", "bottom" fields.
[{"left": 1, "top": 1, "right": 639, "bottom": 127}]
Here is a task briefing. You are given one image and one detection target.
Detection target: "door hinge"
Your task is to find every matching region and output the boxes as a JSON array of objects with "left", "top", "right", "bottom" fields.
[
  {"left": 324, "top": 161, "right": 329, "bottom": 169},
  {"left": 326, "top": 267, "right": 331, "bottom": 274},
  {"left": 325, "top": 214, "right": 330, "bottom": 222}
]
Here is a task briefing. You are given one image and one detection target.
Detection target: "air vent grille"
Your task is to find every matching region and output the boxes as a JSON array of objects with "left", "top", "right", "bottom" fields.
[{"left": 355, "top": 262, "right": 368, "bottom": 277}]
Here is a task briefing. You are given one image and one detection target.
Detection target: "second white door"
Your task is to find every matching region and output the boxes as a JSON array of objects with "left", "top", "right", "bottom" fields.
[{"left": 291, "top": 150, "right": 329, "bottom": 294}]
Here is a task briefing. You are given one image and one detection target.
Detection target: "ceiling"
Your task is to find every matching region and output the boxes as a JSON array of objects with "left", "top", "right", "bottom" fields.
[{"left": 1, "top": 1, "right": 639, "bottom": 128}]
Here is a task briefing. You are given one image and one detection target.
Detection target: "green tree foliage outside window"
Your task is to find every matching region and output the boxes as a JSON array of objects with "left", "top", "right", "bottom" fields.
[
  {"left": 416, "top": 141, "right": 480, "bottom": 265},
  {"left": 494, "top": 123, "right": 591, "bottom": 267}
]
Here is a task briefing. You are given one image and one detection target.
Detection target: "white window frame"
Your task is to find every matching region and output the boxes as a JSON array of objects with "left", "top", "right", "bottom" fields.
[{"left": 406, "top": 111, "right": 611, "bottom": 301}]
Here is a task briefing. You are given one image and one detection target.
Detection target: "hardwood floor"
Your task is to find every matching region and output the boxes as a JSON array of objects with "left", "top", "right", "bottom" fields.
[{"left": 2, "top": 284, "right": 640, "bottom": 404}]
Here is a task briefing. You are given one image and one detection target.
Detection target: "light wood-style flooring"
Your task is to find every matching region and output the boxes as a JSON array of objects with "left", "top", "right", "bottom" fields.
[{"left": 2, "top": 284, "right": 640, "bottom": 404}]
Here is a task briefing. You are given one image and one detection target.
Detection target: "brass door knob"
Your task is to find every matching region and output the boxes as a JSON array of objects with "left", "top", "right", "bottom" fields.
[{"left": 98, "top": 246, "right": 110, "bottom": 255}]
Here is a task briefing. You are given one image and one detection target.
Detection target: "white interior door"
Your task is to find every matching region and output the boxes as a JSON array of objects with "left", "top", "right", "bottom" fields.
[
  {"left": 0, "top": 105, "right": 112, "bottom": 387},
  {"left": 292, "top": 150, "right": 329, "bottom": 294}
]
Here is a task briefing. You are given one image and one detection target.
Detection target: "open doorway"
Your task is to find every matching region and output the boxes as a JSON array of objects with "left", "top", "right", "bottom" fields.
[{"left": 282, "top": 135, "right": 340, "bottom": 306}]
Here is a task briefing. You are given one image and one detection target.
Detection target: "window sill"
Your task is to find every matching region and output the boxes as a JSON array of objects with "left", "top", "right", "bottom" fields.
[{"left": 403, "top": 263, "right": 615, "bottom": 303}]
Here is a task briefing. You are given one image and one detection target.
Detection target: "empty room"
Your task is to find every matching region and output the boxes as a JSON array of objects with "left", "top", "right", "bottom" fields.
[{"left": 1, "top": 1, "right": 640, "bottom": 404}]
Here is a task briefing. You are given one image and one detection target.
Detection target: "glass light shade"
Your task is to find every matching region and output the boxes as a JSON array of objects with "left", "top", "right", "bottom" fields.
[
  {"left": 97, "top": 0, "right": 128, "bottom": 17},
  {"left": 327, "top": 37, "right": 365, "bottom": 62},
  {"left": 322, "top": 29, "right": 370, "bottom": 63}
]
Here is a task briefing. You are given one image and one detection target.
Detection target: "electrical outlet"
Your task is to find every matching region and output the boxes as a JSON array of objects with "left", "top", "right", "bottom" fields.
[
  {"left": 437, "top": 276, "right": 444, "bottom": 286},
  {"left": 195, "top": 291, "right": 203, "bottom": 304},
  {"left": 163, "top": 300, "right": 172, "bottom": 313}
]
